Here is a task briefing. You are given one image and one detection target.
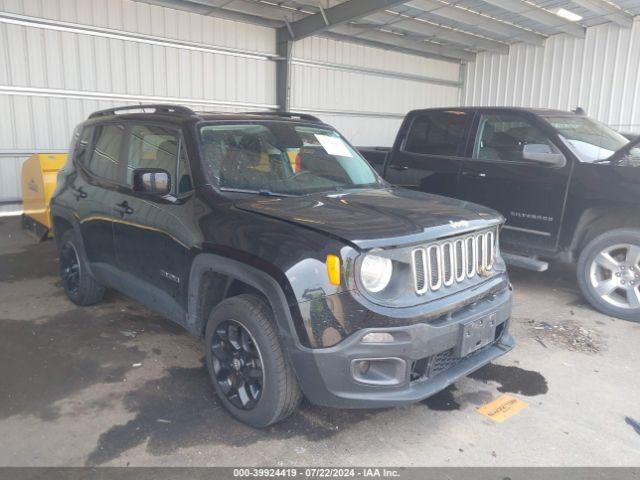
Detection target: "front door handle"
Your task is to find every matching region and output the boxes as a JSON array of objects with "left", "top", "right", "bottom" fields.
[
  {"left": 114, "top": 200, "right": 134, "bottom": 217},
  {"left": 389, "top": 164, "right": 409, "bottom": 171},
  {"left": 461, "top": 171, "right": 487, "bottom": 178}
]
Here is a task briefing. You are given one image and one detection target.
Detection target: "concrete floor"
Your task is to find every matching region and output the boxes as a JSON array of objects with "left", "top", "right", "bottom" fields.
[{"left": 1, "top": 216, "right": 639, "bottom": 467}]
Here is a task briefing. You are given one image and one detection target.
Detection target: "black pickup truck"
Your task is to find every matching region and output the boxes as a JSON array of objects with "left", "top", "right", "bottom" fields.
[{"left": 360, "top": 107, "right": 640, "bottom": 321}]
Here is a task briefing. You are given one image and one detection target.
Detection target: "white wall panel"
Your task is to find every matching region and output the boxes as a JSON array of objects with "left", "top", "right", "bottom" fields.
[
  {"left": 464, "top": 18, "right": 640, "bottom": 133},
  {"left": 0, "top": 0, "right": 277, "bottom": 208},
  {"left": 291, "top": 36, "right": 463, "bottom": 147}
]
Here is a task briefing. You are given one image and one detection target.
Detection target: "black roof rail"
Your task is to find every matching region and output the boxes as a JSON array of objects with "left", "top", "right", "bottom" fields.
[
  {"left": 244, "top": 111, "right": 323, "bottom": 123},
  {"left": 88, "top": 104, "right": 196, "bottom": 119}
]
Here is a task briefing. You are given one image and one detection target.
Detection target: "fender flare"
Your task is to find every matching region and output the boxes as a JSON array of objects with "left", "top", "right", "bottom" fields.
[
  {"left": 49, "top": 205, "right": 97, "bottom": 279},
  {"left": 186, "top": 253, "right": 305, "bottom": 350},
  {"left": 568, "top": 206, "right": 640, "bottom": 260}
]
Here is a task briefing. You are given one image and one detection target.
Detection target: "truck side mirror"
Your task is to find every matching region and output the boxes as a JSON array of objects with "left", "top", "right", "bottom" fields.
[
  {"left": 522, "top": 144, "right": 566, "bottom": 166},
  {"left": 133, "top": 168, "right": 171, "bottom": 195}
]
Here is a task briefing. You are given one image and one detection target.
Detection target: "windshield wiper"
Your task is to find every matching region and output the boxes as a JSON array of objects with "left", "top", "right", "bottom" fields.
[{"left": 219, "top": 187, "right": 297, "bottom": 197}]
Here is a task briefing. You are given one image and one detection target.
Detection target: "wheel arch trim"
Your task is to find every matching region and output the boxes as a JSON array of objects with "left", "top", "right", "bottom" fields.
[
  {"left": 569, "top": 206, "right": 640, "bottom": 260},
  {"left": 50, "top": 205, "right": 97, "bottom": 279},
  {"left": 187, "top": 253, "right": 309, "bottom": 348}
]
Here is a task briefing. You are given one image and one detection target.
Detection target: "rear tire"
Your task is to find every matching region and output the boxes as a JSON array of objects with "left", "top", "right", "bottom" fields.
[
  {"left": 57, "top": 230, "right": 105, "bottom": 306},
  {"left": 577, "top": 228, "right": 640, "bottom": 322},
  {"left": 205, "top": 294, "right": 302, "bottom": 427}
]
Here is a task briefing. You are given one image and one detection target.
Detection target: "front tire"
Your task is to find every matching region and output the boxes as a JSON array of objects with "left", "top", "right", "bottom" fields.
[
  {"left": 205, "top": 294, "right": 302, "bottom": 427},
  {"left": 57, "top": 230, "right": 105, "bottom": 306},
  {"left": 577, "top": 228, "right": 640, "bottom": 322}
]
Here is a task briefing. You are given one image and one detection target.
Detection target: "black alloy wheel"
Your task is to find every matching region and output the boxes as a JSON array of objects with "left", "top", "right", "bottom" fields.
[
  {"left": 60, "top": 241, "right": 81, "bottom": 297},
  {"left": 210, "top": 320, "right": 265, "bottom": 410}
]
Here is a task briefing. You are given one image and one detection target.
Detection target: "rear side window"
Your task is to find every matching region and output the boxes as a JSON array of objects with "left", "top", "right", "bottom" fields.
[
  {"left": 404, "top": 111, "right": 471, "bottom": 157},
  {"left": 86, "top": 124, "right": 125, "bottom": 182},
  {"left": 73, "top": 126, "right": 93, "bottom": 165}
]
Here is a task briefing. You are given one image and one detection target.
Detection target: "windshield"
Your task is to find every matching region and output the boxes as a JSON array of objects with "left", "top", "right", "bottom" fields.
[
  {"left": 543, "top": 115, "right": 634, "bottom": 163},
  {"left": 198, "top": 122, "right": 383, "bottom": 196}
]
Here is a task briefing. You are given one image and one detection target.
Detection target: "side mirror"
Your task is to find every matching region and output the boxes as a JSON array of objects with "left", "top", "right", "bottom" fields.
[
  {"left": 522, "top": 144, "right": 565, "bottom": 166},
  {"left": 133, "top": 168, "right": 171, "bottom": 195}
]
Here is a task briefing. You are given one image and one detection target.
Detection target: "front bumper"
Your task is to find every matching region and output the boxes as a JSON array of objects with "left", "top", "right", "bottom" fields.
[{"left": 288, "top": 286, "right": 513, "bottom": 408}]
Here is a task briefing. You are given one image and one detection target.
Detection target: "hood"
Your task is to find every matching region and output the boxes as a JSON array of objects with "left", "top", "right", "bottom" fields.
[{"left": 233, "top": 187, "right": 502, "bottom": 249}]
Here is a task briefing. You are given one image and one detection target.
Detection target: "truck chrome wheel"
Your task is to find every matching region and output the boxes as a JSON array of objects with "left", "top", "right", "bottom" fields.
[
  {"left": 60, "top": 242, "right": 81, "bottom": 297},
  {"left": 210, "top": 320, "right": 264, "bottom": 410},
  {"left": 589, "top": 243, "right": 640, "bottom": 310}
]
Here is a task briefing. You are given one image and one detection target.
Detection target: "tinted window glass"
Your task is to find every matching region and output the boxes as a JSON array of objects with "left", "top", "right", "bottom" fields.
[
  {"left": 473, "top": 114, "right": 555, "bottom": 162},
  {"left": 126, "top": 125, "right": 182, "bottom": 194},
  {"left": 404, "top": 111, "right": 470, "bottom": 156},
  {"left": 87, "top": 124, "right": 124, "bottom": 181}
]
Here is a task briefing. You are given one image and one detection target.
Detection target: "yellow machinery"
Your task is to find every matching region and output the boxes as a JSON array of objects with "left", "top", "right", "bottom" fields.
[{"left": 21, "top": 153, "right": 66, "bottom": 240}]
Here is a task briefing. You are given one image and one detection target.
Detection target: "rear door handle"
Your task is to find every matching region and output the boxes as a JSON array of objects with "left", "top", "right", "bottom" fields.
[
  {"left": 461, "top": 171, "right": 487, "bottom": 178},
  {"left": 389, "top": 164, "right": 409, "bottom": 171},
  {"left": 71, "top": 186, "right": 87, "bottom": 200},
  {"left": 114, "top": 200, "right": 134, "bottom": 216}
]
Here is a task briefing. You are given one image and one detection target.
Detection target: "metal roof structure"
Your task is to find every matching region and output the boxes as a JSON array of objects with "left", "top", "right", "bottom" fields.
[{"left": 133, "top": 0, "right": 639, "bottom": 62}]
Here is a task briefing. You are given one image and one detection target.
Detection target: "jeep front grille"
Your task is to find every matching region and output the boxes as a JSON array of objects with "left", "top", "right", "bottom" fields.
[{"left": 411, "top": 229, "right": 497, "bottom": 295}]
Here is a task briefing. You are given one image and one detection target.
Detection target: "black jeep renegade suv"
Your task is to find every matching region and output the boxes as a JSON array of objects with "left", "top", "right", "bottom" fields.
[{"left": 50, "top": 104, "right": 513, "bottom": 427}]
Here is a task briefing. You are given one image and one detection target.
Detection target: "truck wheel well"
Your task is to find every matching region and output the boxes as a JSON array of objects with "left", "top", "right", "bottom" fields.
[
  {"left": 195, "top": 272, "right": 269, "bottom": 336},
  {"left": 573, "top": 208, "right": 640, "bottom": 257}
]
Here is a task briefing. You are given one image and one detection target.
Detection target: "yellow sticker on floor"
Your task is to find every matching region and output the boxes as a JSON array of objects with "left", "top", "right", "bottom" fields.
[{"left": 477, "top": 394, "right": 528, "bottom": 422}]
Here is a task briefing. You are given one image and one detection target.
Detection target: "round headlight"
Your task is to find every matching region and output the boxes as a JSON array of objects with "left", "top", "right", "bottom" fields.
[{"left": 360, "top": 254, "right": 393, "bottom": 293}]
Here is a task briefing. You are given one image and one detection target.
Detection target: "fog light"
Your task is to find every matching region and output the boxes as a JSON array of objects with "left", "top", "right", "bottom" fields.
[
  {"left": 350, "top": 358, "right": 406, "bottom": 386},
  {"left": 354, "top": 360, "right": 370, "bottom": 375},
  {"left": 361, "top": 332, "right": 394, "bottom": 343}
]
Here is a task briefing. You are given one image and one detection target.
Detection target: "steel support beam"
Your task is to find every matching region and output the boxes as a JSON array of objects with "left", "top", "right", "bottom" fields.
[
  {"left": 330, "top": 24, "right": 475, "bottom": 61},
  {"left": 481, "top": 0, "right": 585, "bottom": 37},
  {"left": 283, "top": 0, "right": 410, "bottom": 41},
  {"left": 276, "top": 28, "right": 293, "bottom": 111}
]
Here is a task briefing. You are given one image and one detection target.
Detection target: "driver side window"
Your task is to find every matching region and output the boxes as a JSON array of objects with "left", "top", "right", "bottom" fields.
[{"left": 473, "top": 114, "right": 555, "bottom": 162}]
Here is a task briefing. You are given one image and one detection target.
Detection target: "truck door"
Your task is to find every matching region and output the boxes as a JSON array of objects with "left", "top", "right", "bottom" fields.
[
  {"left": 384, "top": 110, "right": 472, "bottom": 198},
  {"left": 458, "top": 111, "right": 572, "bottom": 253}
]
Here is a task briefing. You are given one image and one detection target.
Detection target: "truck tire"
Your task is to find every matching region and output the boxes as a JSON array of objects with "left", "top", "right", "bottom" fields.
[
  {"left": 205, "top": 294, "right": 302, "bottom": 427},
  {"left": 57, "top": 230, "right": 105, "bottom": 306},
  {"left": 577, "top": 228, "right": 640, "bottom": 322}
]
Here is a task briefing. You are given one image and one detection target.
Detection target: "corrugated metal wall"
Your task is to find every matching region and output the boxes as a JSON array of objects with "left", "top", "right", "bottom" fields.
[
  {"left": 464, "top": 18, "right": 640, "bottom": 134},
  {"left": 0, "top": 0, "right": 465, "bottom": 212},
  {"left": 291, "top": 36, "right": 463, "bottom": 147},
  {"left": 0, "top": 0, "right": 276, "bottom": 212}
]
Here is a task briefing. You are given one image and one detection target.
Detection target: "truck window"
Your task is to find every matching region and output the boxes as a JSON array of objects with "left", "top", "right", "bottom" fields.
[
  {"left": 474, "top": 114, "right": 555, "bottom": 162},
  {"left": 86, "top": 124, "right": 125, "bottom": 182},
  {"left": 404, "top": 111, "right": 471, "bottom": 157}
]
